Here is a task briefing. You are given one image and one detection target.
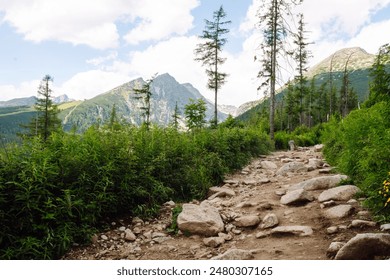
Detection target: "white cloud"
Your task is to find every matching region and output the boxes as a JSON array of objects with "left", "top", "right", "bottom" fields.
[
  {"left": 0, "top": 80, "right": 40, "bottom": 101},
  {"left": 0, "top": 0, "right": 199, "bottom": 49},
  {"left": 86, "top": 51, "right": 118, "bottom": 67},
  {"left": 123, "top": 0, "right": 200, "bottom": 45},
  {"left": 55, "top": 70, "right": 131, "bottom": 100}
]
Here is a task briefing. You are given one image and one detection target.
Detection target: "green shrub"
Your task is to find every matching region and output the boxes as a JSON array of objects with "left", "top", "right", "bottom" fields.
[
  {"left": 322, "top": 102, "right": 390, "bottom": 221},
  {"left": 0, "top": 125, "right": 272, "bottom": 259}
]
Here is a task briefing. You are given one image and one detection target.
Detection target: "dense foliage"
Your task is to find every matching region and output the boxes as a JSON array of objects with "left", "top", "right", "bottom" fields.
[{"left": 0, "top": 125, "right": 271, "bottom": 259}]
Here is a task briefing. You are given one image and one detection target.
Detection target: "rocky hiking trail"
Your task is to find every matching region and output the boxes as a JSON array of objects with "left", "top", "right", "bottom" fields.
[{"left": 63, "top": 145, "right": 390, "bottom": 260}]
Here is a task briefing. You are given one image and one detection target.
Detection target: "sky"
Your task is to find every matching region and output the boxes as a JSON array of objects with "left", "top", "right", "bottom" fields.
[{"left": 0, "top": 0, "right": 390, "bottom": 106}]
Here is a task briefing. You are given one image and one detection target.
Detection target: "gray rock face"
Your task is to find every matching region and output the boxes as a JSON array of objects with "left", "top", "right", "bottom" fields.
[
  {"left": 276, "top": 162, "right": 308, "bottom": 176},
  {"left": 177, "top": 202, "right": 224, "bottom": 236},
  {"left": 233, "top": 215, "right": 261, "bottom": 227},
  {"left": 280, "top": 189, "right": 314, "bottom": 205},
  {"left": 318, "top": 185, "right": 360, "bottom": 202},
  {"left": 260, "top": 161, "right": 278, "bottom": 170},
  {"left": 290, "top": 175, "right": 349, "bottom": 191},
  {"left": 335, "top": 233, "right": 390, "bottom": 260},
  {"left": 261, "top": 213, "right": 279, "bottom": 229},
  {"left": 324, "top": 204, "right": 354, "bottom": 219},
  {"left": 271, "top": 225, "right": 313, "bottom": 236},
  {"left": 211, "top": 249, "right": 254, "bottom": 260}
]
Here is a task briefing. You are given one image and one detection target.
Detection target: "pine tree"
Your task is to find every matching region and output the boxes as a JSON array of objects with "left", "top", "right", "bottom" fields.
[
  {"left": 22, "top": 75, "right": 61, "bottom": 141},
  {"left": 171, "top": 102, "right": 181, "bottom": 130},
  {"left": 292, "top": 13, "right": 311, "bottom": 126},
  {"left": 366, "top": 43, "right": 390, "bottom": 106},
  {"left": 195, "top": 5, "right": 231, "bottom": 127},
  {"left": 256, "top": 0, "right": 302, "bottom": 140}
]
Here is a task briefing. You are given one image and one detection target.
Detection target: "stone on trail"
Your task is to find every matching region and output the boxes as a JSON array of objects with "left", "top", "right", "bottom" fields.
[
  {"left": 211, "top": 249, "right": 254, "bottom": 260},
  {"left": 323, "top": 204, "right": 354, "bottom": 219},
  {"left": 326, "top": 242, "right": 346, "bottom": 258},
  {"left": 314, "top": 144, "right": 324, "bottom": 152},
  {"left": 335, "top": 233, "right": 390, "bottom": 260},
  {"left": 261, "top": 213, "right": 279, "bottom": 229},
  {"left": 271, "top": 225, "right": 313, "bottom": 237},
  {"left": 276, "top": 162, "right": 308, "bottom": 176},
  {"left": 203, "top": 236, "right": 225, "bottom": 248},
  {"left": 177, "top": 202, "right": 224, "bottom": 236},
  {"left": 208, "top": 186, "right": 235, "bottom": 199},
  {"left": 290, "top": 174, "right": 349, "bottom": 191},
  {"left": 350, "top": 220, "right": 377, "bottom": 228},
  {"left": 260, "top": 160, "right": 278, "bottom": 170},
  {"left": 280, "top": 189, "right": 314, "bottom": 205},
  {"left": 124, "top": 229, "right": 136, "bottom": 242},
  {"left": 233, "top": 215, "right": 261, "bottom": 227},
  {"left": 381, "top": 224, "right": 390, "bottom": 232},
  {"left": 318, "top": 185, "right": 360, "bottom": 202}
]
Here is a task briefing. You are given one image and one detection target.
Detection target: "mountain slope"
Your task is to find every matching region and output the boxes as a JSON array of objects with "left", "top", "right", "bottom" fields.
[
  {"left": 237, "top": 47, "right": 377, "bottom": 121},
  {"left": 59, "top": 73, "right": 228, "bottom": 131}
]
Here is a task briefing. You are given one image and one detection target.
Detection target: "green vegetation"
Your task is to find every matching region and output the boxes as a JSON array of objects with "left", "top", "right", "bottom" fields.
[
  {"left": 0, "top": 124, "right": 271, "bottom": 259},
  {"left": 321, "top": 44, "right": 390, "bottom": 222}
]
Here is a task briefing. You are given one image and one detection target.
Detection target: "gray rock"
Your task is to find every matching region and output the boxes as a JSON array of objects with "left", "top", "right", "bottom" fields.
[
  {"left": 260, "top": 160, "right": 278, "bottom": 170},
  {"left": 211, "top": 249, "right": 254, "bottom": 260},
  {"left": 101, "top": 235, "right": 108, "bottom": 241},
  {"left": 177, "top": 202, "right": 224, "bottom": 236},
  {"left": 350, "top": 220, "right": 377, "bottom": 228},
  {"left": 261, "top": 213, "right": 279, "bottom": 229},
  {"left": 203, "top": 236, "right": 225, "bottom": 248},
  {"left": 271, "top": 226, "right": 313, "bottom": 236},
  {"left": 335, "top": 233, "right": 390, "bottom": 260},
  {"left": 256, "top": 231, "right": 271, "bottom": 239},
  {"left": 208, "top": 186, "right": 235, "bottom": 199},
  {"left": 288, "top": 140, "right": 296, "bottom": 151},
  {"left": 164, "top": 200, "right": 176, "bottom": 207},
  {"left": 321, "top": 200, "right": 336, "bottom": 208},
  {"left": 318, "top": 185, "right": 360, "bottom": 202},
  {"left": 124, "top": 229, "right": 136, "bottom": 242},
  {"left": 326, "top": 226, "right": 339, "bottom": 234},
  {"left": 381, "top": 224, "right": 390, "bottom": 232},
  {"left": 290, "top": 175, "right": 349, "bottom": 191},
  {"left": 314, "top": 144, "right": 324, "bottom": 152},
  {"left": 307, "top": 158, "right": 323, "bottom": 169},
  {"left": 280, "top": 189, "right": 314, "bottom": 205},
  {"left": 324, "top": 204, "right": 354, "bottom": 219},
  {"left": 276, "top": 162, "right": 308, "bottom": 176},
  {"left": 233, "top": 215, "right": 261, "bottom": 227},
  {"left": 326, "top": 242, "right": 346, "bottom": 258},
  {"left": 319, "top": 168, "right": 332, "bottom": 174}
]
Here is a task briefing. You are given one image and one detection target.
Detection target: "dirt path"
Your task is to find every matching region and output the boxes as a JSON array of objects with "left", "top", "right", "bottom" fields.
[{"left": 63, "top": 146, "right": 382, "bottom": 260}]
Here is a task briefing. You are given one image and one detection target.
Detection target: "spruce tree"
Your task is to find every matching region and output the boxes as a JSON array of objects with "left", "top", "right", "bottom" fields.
[
  {"left": 133, "top": 74, "right": 156, "bottom": 130},
  {"left": 184, "top": 98, "right": 207, "bottom": 131},
  {"left": 22, "top": 75, "right": 61, "bottom": 141},
  {"left": 194, "top": 5, "right": 231, "bottom": 127},
  {"left": 256, "top": 0, "right": 302, "bottom": 140}
]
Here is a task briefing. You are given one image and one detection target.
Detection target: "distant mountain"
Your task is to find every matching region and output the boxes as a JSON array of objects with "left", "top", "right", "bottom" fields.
[
  {"left": 0, "top": 96, "right": 36, "bottom": 107},
  {"left": 237, "top": 47, "right": 377, "bottom": 121},
  {"left": 59, "top": 73, "right": 228, "bottom": 131},
  {"left": 53, "top": 94, "right": 73, "bottom": 104}
]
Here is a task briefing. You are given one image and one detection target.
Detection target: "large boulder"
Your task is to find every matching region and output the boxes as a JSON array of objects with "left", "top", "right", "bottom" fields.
[
  {"left": 177, "top": 202, "right": 224, "bottom": 236},
  {"left": 323, "top": 204, "right": 354, "bottom": 219},
  {"left": 318, "top": 185, "right": 360, "bottom": 202},
  {"left": 290, "top": 175, "right": 349, "bottom": 191},
  {"left": 335, "top": 233, "right": 390, "bottom": 259},
  {"left": 280, "top": 189, "right": 314, "bottom": 205},
  {"left": 276, "top": 162, "right": 308, "bottom": 176}
]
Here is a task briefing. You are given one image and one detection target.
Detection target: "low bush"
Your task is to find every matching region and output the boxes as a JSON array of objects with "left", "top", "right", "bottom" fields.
[
  {"left": 322, "top": 102, "right": 390, "bottom": 222},
  {"left": 0, "top": 125, "right": 271, "bottom": 259}
]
